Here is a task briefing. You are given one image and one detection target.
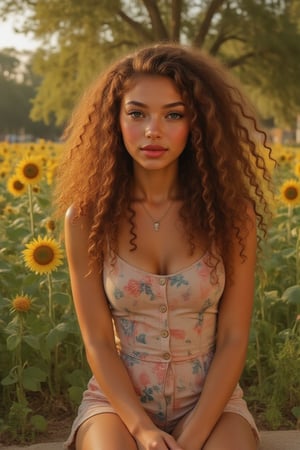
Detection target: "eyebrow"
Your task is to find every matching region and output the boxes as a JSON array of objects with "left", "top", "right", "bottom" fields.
[{"left": 124, "top": 100, "right": 185, "bottom": 108}]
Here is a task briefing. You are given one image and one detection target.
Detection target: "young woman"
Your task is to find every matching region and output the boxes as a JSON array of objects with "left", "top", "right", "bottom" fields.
[{"left": 55, "top": 43, "right": 273, "bottom": 450}]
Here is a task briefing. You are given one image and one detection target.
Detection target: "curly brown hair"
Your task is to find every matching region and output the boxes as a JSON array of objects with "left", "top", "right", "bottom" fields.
[{"left": 54, "top": 42, "right": 274, "bottom": 273}]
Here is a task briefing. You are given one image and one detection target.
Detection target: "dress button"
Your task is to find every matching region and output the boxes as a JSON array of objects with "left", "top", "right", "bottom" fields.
[
  {"left": 159, "top": 278, "right": 166, "bottom": 286},
  {"left": 159, "top": 304, "right": 167, "bottom": 313},
  {"left": 161, "top": 329, "right": 169, "bottom": 338},
  {"left": 163, "top": 352, "right": 171, "bottom": 360}
]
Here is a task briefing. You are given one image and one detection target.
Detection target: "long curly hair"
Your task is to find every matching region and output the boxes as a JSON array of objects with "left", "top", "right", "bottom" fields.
[{"left": 54, "top": 42, "right": 274, "bottom": 274}]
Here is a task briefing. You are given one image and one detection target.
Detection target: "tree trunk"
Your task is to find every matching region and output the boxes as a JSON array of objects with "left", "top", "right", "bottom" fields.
[
  {"left": 193, "top": 0, "right": 226, "bottom": 47},
  {"left": 142, "top": 0, "right": 169, "bottom": 40},
  {"left": 170, "top": 0, "right": 182, "bottom": 41}
]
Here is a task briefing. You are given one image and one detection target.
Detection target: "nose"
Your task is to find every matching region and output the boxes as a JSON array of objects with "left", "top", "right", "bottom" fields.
[{"left": 145, "top": 118, "right": 161, "bottom": 139}]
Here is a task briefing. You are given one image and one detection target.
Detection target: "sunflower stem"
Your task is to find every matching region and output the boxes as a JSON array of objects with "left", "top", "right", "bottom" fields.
[
  {"left": 296, "top": 228, "right": 300, "bottom": 284},
  {"left": 27, "top": 184, "right": 34, "bottom": 235},
  {"left": 47, "top": 272, "right": 54, "bottom": 325},
  {"left": 287, "top": 204, "right": 292, "bottom": 243},
  {"left": 15, "top": 314, "right": 26, "bottom": 404}
]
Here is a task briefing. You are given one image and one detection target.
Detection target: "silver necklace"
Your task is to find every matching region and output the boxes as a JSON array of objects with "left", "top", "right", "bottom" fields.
[{"left": 141, "top": 201, "right": 173, "bottom": 231}]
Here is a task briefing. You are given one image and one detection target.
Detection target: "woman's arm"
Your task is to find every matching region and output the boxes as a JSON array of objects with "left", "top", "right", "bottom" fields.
[
  {"left": 64, "top": 205, "right": 183, "bottom": 450},
  {"left": 173, "top": 205, "right": 257, "bottom": 450}
]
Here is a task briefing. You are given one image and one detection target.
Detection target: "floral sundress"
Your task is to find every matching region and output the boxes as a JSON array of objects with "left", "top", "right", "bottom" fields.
[{"left": 65, "top": 252, "right": 258, "bottom": 448}]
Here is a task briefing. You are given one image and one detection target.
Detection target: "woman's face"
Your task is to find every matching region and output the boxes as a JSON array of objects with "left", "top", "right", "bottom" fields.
[{"left": 119, "top": 75, "right": 190, "bottom": 172}]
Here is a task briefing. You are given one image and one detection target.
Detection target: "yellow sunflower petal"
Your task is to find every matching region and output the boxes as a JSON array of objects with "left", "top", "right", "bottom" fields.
[
  {"left": 16, "top": 157, "right": 43, "bottom": 185},
  {"left": 294, "top": 162, "right": 300, "bottom": 178},
  {"left": 22, "top": 236, "right": 63, "bottom": 274},
  {"left": 280, "top": 179, "right": 300, "bottom": 207}
]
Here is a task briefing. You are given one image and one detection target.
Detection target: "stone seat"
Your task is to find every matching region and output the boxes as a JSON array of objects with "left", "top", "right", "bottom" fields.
[
  {"left": 259, "top": 430, "right": 300, "bottom": 450},
  {"left": 0, "top": 430, "right": 299, "bottom": 449}
]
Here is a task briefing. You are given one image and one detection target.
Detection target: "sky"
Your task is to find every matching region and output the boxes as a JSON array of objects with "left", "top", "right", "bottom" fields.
[{"left": 0, "top": 15, "right": 39, "bottom": 51}]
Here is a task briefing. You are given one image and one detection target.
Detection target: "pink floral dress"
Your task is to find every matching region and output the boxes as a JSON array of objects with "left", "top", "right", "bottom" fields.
[{"left": 65, "top": 252, "right": 258, "bottom": 448}]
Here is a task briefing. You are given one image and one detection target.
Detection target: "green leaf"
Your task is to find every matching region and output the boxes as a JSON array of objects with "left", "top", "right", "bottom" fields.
[
  {"left": 7, "top": 334, "right": 21, "bottom": 351},
  {"left": 291, "top": 406, "right": 300, "bottom": 419},
  {"left": 22, "top": 366, "right": 47, "bottom": 391},
  {"left": 65, "top": 369, "right": 87, "bottom": 387},
  {"left": 282, "top": 285, "right": 300, "bottom": 305},
  {"left": 1, "top": 372, "right": 18, "bottom": 386},
  {"left": 23, "top": 366, "right": 47, "bottom": 382},
  {"left": 30, "top": 414, "right": 48, "bottom": 432},
  {"left": 52, "top": 292, "right": 69, "bottom": 306},
  {"left": 23, "top": 335, "right": 41, "bottom": 350},
  {"left": 46, "top": 325, "right": 67, "bottom": 349},
  {"left": 68, "top": 386, "right": 84, "bottom": 405}
]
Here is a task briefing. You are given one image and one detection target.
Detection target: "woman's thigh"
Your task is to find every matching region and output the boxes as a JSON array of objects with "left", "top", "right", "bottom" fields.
[
  {"left": 75, "top": 412, "right": 138, "bottom": 450},
  {"left": 203, "top": 412, "right": 258, "bottom": 450}
]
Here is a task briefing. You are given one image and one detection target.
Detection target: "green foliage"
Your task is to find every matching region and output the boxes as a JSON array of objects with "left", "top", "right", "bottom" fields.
[
  {"left": 0, "top": 142, "right": 90, "bottom": 443},
  {"left": 242, "top": 146, "right": 300, "bottom": 430},
  {"left": 0, "top": 141, "right": 300, "bottom": 443},
  {"left": 0, "top": 1, "right": 299, "bottom": 126}
]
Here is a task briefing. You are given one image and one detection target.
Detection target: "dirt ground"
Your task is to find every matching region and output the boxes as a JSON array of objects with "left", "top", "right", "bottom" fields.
[{"left": 0, "top": 395, "right": 73, "bottom": 447}]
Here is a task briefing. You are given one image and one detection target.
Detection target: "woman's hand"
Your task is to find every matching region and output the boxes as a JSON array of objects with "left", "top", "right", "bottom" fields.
[
  {"left": 172, "top": 412, "right": 205, "bottom": 450},
  {"left": 135, "top": 427, "right": 184, "bottom": 450}
]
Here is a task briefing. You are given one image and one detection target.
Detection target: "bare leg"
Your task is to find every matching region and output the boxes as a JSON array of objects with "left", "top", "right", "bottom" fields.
[
  {"left": 75, "top": 412, "right": 138, "bottom": 450},
  {"left": 203, "top": 412, "right": 258, "bottom": 450}
]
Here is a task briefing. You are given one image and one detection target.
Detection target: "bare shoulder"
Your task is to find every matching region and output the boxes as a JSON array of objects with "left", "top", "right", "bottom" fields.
[
  {"left": 65, "top": 204, "right": 91, "bottom": 235},
  {"left": 64, "top": 204, "right": 92, "bottom": 266},
  {"left": 65, "top": 203, "right": 79, "bottom": 224}
]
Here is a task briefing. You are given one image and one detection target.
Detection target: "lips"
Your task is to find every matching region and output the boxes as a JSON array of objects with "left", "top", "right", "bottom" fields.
[
  {"left": 140, "top": 144, "right": 168, "bottom": 158},
  {"left": 141, "top": 145, "right": 168, "bottom": 151}
]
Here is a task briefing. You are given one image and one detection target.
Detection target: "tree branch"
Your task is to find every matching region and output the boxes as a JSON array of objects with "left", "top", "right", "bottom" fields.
[
  {"left": 210, "top": 32, "right": 247, "bottom": 55},
  {"left": 227, "top": 51, "right": 256, "bottom": 68},
  {"left": 193, "top": 0, "right": 226, "bottom": 47},
  {"left": 170, "top": 0, "right": 182, "bottom": 41},
  {"left": 142, "top": 0, "right": 169, "bottom": 40},
  {"left": 105, "top": 40, "right": 140, "bottom": 51},
  {"left": 117, "top": 9, "right": 153, "bottom": 42}
]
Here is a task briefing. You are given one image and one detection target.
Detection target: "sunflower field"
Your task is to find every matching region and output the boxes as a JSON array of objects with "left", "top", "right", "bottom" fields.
[{"left": 0, "top": 140, "right": 299, "bottom": 444}]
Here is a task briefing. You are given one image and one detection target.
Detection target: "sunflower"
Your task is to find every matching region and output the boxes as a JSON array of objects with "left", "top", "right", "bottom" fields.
[
  {"left": 2, "top": 205, "right": 17, "bottom": 215},
  {"left": 294, "top": 162, "right": 300, "bottom": 178},
  {"left": 16, "top": 157, "right": 43, "bottom": 185},
  {"left": 0, "top": 161, "right": 10, "bottom": 178},
  {"left": 44, "top": 218, "right": 56, "bottom": 233},
  {"left": 46, "top": 162, "right": 58, "bottom": 185},
  {"left": 23, "top": 236, "right": 63, "bottom": 274},
  {"left": 11, "top": 294, "right": 32, "bottom": 312},
  {"left": 7, "top": 174, "right": 26, "bottom": 196},
  {"left": 280, "top": 179, "right": 300, "bottom": 207}
]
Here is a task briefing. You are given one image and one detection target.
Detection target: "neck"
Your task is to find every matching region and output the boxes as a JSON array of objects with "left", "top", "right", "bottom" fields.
[{"left": 131, "top": 166, "right": 179, "bottom": 204}]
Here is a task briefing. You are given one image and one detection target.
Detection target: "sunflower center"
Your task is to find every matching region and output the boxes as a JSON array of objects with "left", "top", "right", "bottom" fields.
[
  {"left": 23, "top": 163, "right": 39, "bottom": 179},
  {"left": 13, "top": 180, "right": 24, "bottom": 191},
  {"left": 285, "top": 186, "right": 298, "bottom": 200},
  {"left": 33, "top": 245, "right": 54, "bottom": 265},
  {"left": 13, "top": 296, "right": 31, "bottom": 312}
]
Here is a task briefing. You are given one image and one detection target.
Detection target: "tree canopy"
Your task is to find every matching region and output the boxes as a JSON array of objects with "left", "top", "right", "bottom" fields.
[
  {"left": 0, "top": 49, "right": 61, "bottom": 139},
  {"left": 1, "top": 0, "right": 299, "bottom": 127}
]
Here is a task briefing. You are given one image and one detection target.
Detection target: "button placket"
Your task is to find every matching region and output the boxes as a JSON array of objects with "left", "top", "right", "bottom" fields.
[
  {"left": 159, "top": 277, "right": 166, "bottom": 286},
  {"left": 160, "top": 329, "right": 169, "bottom": 338},
  {"left": 159, "top": 304, "right": 167, "bottom": 313},
  {"left": 158, "top": 277, "right": 171, "bottom": 361}
]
